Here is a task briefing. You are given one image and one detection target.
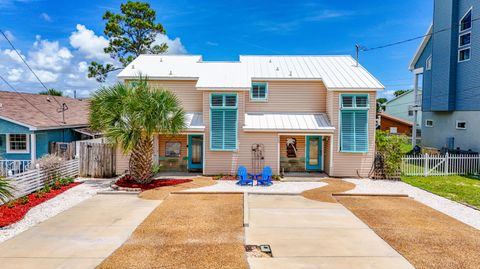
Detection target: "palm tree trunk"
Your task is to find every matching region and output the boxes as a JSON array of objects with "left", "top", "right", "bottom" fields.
[{"left": 129, "top": 134, "right": 154, "bottom": 184}]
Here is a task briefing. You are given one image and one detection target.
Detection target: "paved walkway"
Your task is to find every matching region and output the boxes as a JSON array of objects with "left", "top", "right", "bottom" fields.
[
  {"left": 0, "top": 194, "right": 160, "bottom": 269},
  {"left": 246, "top": 194, "right": 414, "bottom": 269},
  {"left": 183, "top": 180, "right": 327, "bottom": 194}
]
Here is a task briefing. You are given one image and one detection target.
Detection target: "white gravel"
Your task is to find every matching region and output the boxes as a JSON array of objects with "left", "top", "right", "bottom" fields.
[
  {"left": 343, "top": 178, "right": 480, "bottom": 230},
  {"left": 183, "top": 180, "right": 327, "bottom": 194},
  {"left": 0, "top": 179, "right": 110, "bottom": 243}
]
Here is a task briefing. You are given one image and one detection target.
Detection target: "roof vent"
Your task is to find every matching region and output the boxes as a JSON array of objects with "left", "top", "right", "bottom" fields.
[
  {"left": 160, "top": 58, "right": 163, "bottom": 62},
  {"left": 131, "top": 65, "right": 135, "bottom": 69},
  {"left": 169, "top": 70, "right": 173, "bottom": 75},
  {"left": 269, "top": 59, "right": 272, "bottom": 63},
  {"left": 276, "top": 67, "right": 279, "bottom": 71},
  {"left": 289, "top": 71, "right": 292, "bottom": 76}
]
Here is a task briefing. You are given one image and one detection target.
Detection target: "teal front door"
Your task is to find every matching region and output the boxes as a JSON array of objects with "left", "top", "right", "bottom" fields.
[
  {"left": 188, "top": 135, "right": 203, "bottom": 171},
  {"left": 306, "top": 136, "right": 322, "bottom": 171}
]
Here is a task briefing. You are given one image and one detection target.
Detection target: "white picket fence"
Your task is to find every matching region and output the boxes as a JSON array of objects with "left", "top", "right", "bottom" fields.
[
  {"left": 0, "top": 160, "right": 32, "bottom": 177},
  {"left": 401, "top": 153, "right": 480, "bottom": 176},
  {"left": 5, "top": 159, "right": 79, "bottom": 200}
]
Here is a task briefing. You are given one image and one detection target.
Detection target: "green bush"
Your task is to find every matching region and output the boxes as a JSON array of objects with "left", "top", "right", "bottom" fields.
[
  {"left": 19, "top": 196, "right": 29, "bottom": 205},
  {"left": 376, "top": 130, "right": 408, "bottom": 177},
  {"left": 42, "top": 185, "right": 52, "bottom": 193},
  {"left": 151, "top": 164, "right": 161, "bottom": 174},
  {"left": 7, "top": 200, "right": 16, "bottom": 208}
]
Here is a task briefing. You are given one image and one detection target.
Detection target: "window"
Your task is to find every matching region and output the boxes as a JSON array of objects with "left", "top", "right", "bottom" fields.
[
  {"left": 460, "top": 9, "right": 472, "bottom": 32},
  {"left": 459, "top": 32, "right": 471, "bottom": 47},
  {"left": 456, "top": 121, "right": 467, "bottom": 130},
  {"left": 458, "top": 8, "right": 472, "bottom": 62},
  {"left": 7, "top": 134, "right": 29, "bottom": 153},
  {"left": 459, "top": 48, "right": 471, "bottom": 62},
  {"left": 340, "top": 94, "right": 369, "bottom": 152},
  {"left": 250, "top": 82, "right": 268, "bottom": 101},
  {"left": 165, "top": 142, "right": 181, "bottom": 157},
  {"left": 425, "top": 119, "right": 434, "bottom": 127},
  {"left": 389, "top": 127, "right": 398, "bottom": 134},
  {"left": 408, "top": 110, "right": 414, "bottom": 116},
  {"left": 210, "top": 94, "right": 238, "bottom": 150},
  {"left": 425, "top": 55, "right": 432, "bottom": 70}
]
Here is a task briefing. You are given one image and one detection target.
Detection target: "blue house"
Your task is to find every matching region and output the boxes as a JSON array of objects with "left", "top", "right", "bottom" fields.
[
  {"left": 0, "top": 91, "right": 90, "bottom": 169},
  {"left": 410, "top": 0, "right": 480, "bottom": 152}
]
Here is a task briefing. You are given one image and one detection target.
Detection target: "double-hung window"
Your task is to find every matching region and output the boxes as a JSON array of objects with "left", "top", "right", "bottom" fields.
[
  {"left": 7, "top": 134, "right": 29, "bottom": 153},
  {"left": 340, "top": 94, "right": 369, "bottom": 152},
  {"left": 210, "top": 93, "right": 238, "bottom": 150},
  {"left": 458, "top": 8, "right": 472, "bottom": 62},
  {"left": 250, "top": 82, "right": 268, "bottom": 101}
]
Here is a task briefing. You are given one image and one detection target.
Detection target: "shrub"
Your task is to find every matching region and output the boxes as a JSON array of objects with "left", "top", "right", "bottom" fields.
[
  {"left": 51, "top": 181, "right": 62, "bottom": 190},
  {"left": 42, "top": 185, "right": 52, "bottom": 193},
  {"left": 376, "top": 130, "right": 408, "bottom": 178},
  {"left": 151, "top": 164, "right": 161, "bottom": 174},
  {"left": 19, "top": 196, "right": 29, "bottom": 205},
  {"left": 6, "top": 200, "right": 15, "bottom": 208},
  {"left": 0, "top": 177, "right": 14, "bottom": 203}
]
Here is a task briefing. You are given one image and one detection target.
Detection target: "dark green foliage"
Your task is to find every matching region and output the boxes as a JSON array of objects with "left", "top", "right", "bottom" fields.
[
  {"left": 39, "top": 88, "right": 63, "bottom": 96},
  {"left": 19, "top": 196, "right": 29, "bottom": 205},
  {"left": 0, "top": 177, "right": 14, "bottom": 203},
  {"left": 88, "top": 1, "right": 168, "bottom": 82}
]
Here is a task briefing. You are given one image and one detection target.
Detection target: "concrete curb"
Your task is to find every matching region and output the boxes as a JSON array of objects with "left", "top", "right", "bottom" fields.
[
  {"left": 333, "top": 193, "right": 410, "bottom": 198},
  {"left": 97, "top": 190, "right": 141, "bottom": 195}
]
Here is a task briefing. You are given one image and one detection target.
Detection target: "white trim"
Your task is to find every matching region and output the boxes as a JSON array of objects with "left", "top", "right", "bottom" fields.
[
  {"left": 459, "top": 7, "right": 473, "bottom": 32},
  {"left": 425, "top": 55, "right": 432, "bottom": 71},
  {"left": 329, "top": 134, "right": 333, "bottom": 175},
  {"left": 328, "top": 88, "right": 383, "bottom": 92},
  {"left": 409, "top": 24, "right": 433, "bottom": 70},
  {"left": 458, "top": 47, "right": 471, "bottom": 63},
  {"left": 456, "top": 120, "right": 467, "bottom": 130},
  {"left": 6, "top": 133, "right": 30, "bottom": 154},
  {"left": 413, "top": 67, "right": 424, "bottom": 75},
  {"left": 243, "top": 128, "right": 335, "bottom": 133},
  {"left": 30, "top": 133, "right": 36, "bottom": 162},
  {"left": 0, "top": 115, "right": 36, "bottom": 130},
  {"left": 425, "top": 119, "right": 434, "bottom": 127},
  {"left": 196, "top": 87, "right": 250, "bottom": 91}
]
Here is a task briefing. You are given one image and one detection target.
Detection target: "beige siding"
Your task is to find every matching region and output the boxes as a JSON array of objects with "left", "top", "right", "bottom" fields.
[
  {"left": 329, "top": 91, "right": 376, "bottom": 177},
  {"left": 131, "top": 80, "right": 203, "bottom": 113},
  {"left": 323, "top": 136, "right": 331, "bottom": 175},
  {"left": 245, "top": 81, "right": 327, "bottom": 112},
  {"left": 115, "top": 146, "right": 130, "bottom": 175}
]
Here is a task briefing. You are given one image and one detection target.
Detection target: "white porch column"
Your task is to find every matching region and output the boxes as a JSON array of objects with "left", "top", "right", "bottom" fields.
[
  {"left": 30, "top": 133, "right": 36, "bottom": 163},
  {"left": 329, "top": 134, "right": 333, "bottom": 175}
]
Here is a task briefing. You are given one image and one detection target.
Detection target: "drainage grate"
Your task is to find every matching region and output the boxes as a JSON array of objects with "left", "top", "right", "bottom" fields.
[{"left": 245, "top": 244, "right": 273, "bottom": 258}]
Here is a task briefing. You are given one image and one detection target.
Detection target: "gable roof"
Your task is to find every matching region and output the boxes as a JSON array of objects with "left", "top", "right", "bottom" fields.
[
  {"left": 385, "top": 89, "right": 422, "bottom": 105},
  {"left": 409, "top": 24, "right": 433, "bottom": 71},
  {"left": 379, "top": 112, "right": 413, "bottom": 126},
  {"left": 0, "top": 91, "right": 89, "bottom": 130},
  {"left": 117, "top": 55, "right": 384, "bottom": 90}
]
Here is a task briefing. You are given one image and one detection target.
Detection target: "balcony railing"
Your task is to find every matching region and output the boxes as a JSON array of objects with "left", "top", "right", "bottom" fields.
[{"left": 0, "top": 160, "right": 32, "bottom": 177}]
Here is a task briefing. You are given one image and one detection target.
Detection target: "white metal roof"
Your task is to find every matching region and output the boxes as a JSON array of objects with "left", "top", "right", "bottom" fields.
[
  {"left": 118, "top": 55, "right": 384, "bottom": 90},
  {"left": 243, "top": 113, "right": 334, "bottom": 132},
  {"left": 184, "top": 112, "right": 204, "bottom": 131}
]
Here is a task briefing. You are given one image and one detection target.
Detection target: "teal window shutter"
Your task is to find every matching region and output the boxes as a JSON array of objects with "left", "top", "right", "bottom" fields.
[
  {"left": 340, "top": 94, "right": 369, "bottom": 152},
  {"left": 210, "top": 93, "right": 238, "bottom": 150}
]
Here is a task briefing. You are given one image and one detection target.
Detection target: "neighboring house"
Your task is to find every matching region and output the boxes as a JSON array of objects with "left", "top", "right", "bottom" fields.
[
  {"left": 383, "top": 89, "right": 422, "bottom": 128},
  {"left": 378, "top": 112, "right": 413, "bottom": 135},
  {"left": 0, "top": 91, "right": 89, "bottom": 165},
  {"left": 410, "top": 0, "right": 480, "bottom": 151},
  {"left": 117, "top": 55, "right": 384, "bottom": 177}
]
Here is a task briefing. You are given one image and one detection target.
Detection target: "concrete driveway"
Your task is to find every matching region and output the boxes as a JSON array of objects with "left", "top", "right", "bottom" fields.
[
  {"left": 0, "top": 194, "right": 160, "bottom": 269},
  {"left": 246, "top": 194, "right": 414, "bottom": 269}
]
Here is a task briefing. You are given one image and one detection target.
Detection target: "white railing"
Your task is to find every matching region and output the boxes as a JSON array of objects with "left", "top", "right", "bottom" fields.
[
  {"left": 0, "top": 160, "right": 32, "bottom": 177},
  {"left": 401, "top": 153, "right": 480, "bottom": 176},
  {"left": 4, "top": 159, "right": 79, "bottom": 201}
]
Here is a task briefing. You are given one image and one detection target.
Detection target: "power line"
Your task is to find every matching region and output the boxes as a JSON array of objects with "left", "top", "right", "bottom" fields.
[
  {"left": 0, "top": 75, "right": 63, "bottom": 126},
  {"left": 0, "top": 29, "right": 68, "bottom": 119},
  {"left": 360, "top": 16, "right": 480, "bottom": 52}
]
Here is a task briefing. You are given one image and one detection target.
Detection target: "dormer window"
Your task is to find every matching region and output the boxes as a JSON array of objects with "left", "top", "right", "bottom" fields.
[{"left": 460, "top": 9, "right": 472, "bottom": 32}]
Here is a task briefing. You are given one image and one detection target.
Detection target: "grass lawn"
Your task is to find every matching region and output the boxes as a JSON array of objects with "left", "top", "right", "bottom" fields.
[{"left": 402, "top": 175, "right": 480, "bottom": 208}]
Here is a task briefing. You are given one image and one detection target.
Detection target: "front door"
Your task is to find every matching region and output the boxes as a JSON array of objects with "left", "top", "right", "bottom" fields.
[
  {"left": 188, "top": 135, "right": 203, "bottom": 171},
  {"left": 306, "top": 136, "right": 322, "bottom": 171}
]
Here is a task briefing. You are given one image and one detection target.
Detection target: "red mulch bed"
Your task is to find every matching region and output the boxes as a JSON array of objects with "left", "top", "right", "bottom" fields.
[
  {"left": 115, "top": 175, "right": 192, "bottom": 191},
  {"left": 0, "top": 182, "right": 81, "bottom": 227}
]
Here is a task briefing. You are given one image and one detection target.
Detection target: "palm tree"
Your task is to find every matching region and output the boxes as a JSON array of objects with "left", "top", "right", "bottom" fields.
[
  {"left": 89, "top": 80, "right": 185, "bottom": 183},
  {"left": 0, "top": 177, "right": 14, "bottom": 203}
]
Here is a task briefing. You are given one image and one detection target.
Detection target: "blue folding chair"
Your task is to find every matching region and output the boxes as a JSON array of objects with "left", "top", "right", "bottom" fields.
[
  {"left": 256, "top": 167, "right": 273, "bottom": 186},
  {"left": 236, "top": 166, "right": 254, "bottom": 186}
]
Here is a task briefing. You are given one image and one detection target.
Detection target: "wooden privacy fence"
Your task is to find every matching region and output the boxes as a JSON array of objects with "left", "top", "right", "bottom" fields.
[
  {"left": 401, "top": 153, "right": 480, "bottom": 176},
  {"left": 49, "top": 142, "right": 76, "bottom": 160},
  {"left": 5, "top": 159, "right": 79, "bottom": 200},
  {"left": 79, "top": 142, "right": 116, "bottom": 178}
]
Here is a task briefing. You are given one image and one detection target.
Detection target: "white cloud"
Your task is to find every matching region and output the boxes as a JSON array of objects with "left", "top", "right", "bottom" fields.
[
  {"left": 28, "top": 70, "right": 58, "bottom": 83},
  {"left": 7, "top": 68, "right": 23, "bottom": 81},
  {"left": 206, "top": 41, "right": 218, "bottom": 46},
  {"left": 40, "top": 12, "right": 52, "bottom": 22},
  {"left": 154, "top": 34, "right": 187, "bottom": 54},
  {"left": 77, "top": 61, "right": 88, "bottom": 73},
  {"left": 3, "top": 30, "right": 15, "bottom": 41},
  {"left": 29, "top": 36, "right": 73, "bottom": 72},
  {"left": 69, "top": 24, "right": 110, "bottom": 61},
  {"left": 2, "top": 49, "right": 24, "bottom": 63}
]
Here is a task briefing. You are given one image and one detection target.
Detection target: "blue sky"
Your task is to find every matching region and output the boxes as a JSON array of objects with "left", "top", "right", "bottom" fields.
[{"left": 0, "top": 0, "right": 433, "bottom": 98}]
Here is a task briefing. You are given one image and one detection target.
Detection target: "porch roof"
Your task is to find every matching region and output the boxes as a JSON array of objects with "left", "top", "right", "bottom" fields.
[
  {"left": 185, "top": 112, "right": 204, "bottom": 131},
  {"left": 243, "top": 112, "right": 334, "bottom": 133}
]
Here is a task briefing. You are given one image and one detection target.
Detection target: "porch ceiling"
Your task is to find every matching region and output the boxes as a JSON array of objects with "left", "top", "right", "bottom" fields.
[{"left": 243, "top": 112, "right": 334, "bottom": 133}]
